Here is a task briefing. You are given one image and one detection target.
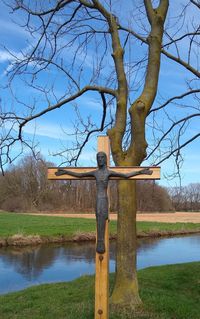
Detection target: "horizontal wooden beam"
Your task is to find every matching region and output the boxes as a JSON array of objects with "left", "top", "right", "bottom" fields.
[{"left": 48, "top": 166, "right": 160, "bottom": 180}]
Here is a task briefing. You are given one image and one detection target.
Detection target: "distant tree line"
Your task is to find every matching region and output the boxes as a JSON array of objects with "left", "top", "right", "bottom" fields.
[
  {"left": 2, "top": 155, "right": 199, "bottom": 213},
  {"left": 168, "top": 184, "right": 200, "bottom": 212}
]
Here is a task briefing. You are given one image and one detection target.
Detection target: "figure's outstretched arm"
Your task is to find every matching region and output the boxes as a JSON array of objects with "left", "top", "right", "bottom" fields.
[
  {"left": 126, "top": 168, "right": 153, "bottom": 178},
  {"left": 55, "top": 169, "right": 95, "bottom": 178},
  {"left": 109, "top": 168, "right": 153, "bottom": 179}
]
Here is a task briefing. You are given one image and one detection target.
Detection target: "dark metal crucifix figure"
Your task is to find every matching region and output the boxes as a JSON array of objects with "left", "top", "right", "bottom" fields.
[
  {"left": 48, "top": 136, "right": 160, "bottom": 319},
  {"left": 55, "top": 151, "right": 152, "bottom": 254}
]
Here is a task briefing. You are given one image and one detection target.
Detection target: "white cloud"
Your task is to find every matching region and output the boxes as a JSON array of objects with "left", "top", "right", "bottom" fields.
[
  {"left": 0, "top": 50, "right": 16, "bottom": 63},
  {"left": 77, "top": 95, "right": 102, "bottom": 110},
  {"left": 23, "top": 121, "right": 73, "bottom": 140},
  {"left": 0, "top": 43, "right": 40, "bottom": 76},
  {"left": 0, "top": 19, "right": 29, "bottom": 38},
  {"left": 3, "top": 120, "right": 74, "bottom": 141}
]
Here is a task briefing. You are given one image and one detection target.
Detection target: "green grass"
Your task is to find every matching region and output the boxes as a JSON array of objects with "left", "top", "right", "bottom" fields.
[
  {"left": 0, "top": 211, "right": 98, "bottom": 238},
  {"left": 0, "top": 262, "right": 199, "bottom": 319},
  {"left": 0, "top": 211, "right": 200, "bottom": 240},
  {"left": 139, "top": 262, "right": 200, "bottom": 319},
  {"left": 137, "top": 220, "right": 200, "bottom": 234}
]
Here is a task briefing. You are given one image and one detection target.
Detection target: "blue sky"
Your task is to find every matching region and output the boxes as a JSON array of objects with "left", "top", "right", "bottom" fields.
[{"left": 0, "top": 1, "right": 199, "bottom": 188}]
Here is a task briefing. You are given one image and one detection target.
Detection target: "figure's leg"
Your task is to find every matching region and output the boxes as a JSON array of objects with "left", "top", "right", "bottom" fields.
[
  {"left": 96, "top": 213, "right": 107, "bottom": 254},
  {"left": 96, "top": 197, "right": 108, "bottom": 254}
]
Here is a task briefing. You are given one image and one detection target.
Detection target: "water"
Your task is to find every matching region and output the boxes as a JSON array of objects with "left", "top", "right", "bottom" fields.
[{"left": 0, "top": 234, "right": 200, "bottom": 295}]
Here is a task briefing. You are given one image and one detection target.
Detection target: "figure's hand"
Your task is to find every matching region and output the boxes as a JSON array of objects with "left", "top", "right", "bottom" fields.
[
  {"left": 140, "top": 168, "right": 153, "bottom": 175},
  {"left": 55, "top": 169, "right": 67, "bottom": 176}
]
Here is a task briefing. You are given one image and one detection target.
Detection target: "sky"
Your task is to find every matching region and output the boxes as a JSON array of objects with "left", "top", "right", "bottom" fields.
[{"left": 0, "top": 1, "right": 199, "bottom": 188}]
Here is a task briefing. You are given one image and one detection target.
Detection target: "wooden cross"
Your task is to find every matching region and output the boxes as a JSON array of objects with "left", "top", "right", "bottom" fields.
[{"left": 48, "top": 136, "right": 160, "bottom": 319}]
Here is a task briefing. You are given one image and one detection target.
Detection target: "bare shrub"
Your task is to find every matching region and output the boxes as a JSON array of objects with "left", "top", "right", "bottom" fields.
[
  {"left": 168, "top": 183, "right": 200, "bottom": 212},
  {"left": 1, "top": 196, "right": 26, "bottom": 212},
  {"left": 0, "top": 155, "right": 174, "bottom": 213}
]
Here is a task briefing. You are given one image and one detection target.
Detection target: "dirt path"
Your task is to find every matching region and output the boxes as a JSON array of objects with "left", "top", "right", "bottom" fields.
[
  {"left": 27, "top": 212, "right": 200, "bottom": 223},
  {"left": 137, "top": 212, "right": 200, "bottom": 223}
]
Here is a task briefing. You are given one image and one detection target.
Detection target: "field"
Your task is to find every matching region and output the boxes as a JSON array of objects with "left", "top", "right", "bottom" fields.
[
  {"left": 0, "top": 211, "right": 200, "bottom": 246},
  {"left": 26, "top": 211, "right": 200, "bottom": 223}
]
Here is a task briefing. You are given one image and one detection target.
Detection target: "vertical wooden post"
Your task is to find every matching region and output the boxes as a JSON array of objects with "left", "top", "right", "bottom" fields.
[{"left": 95, "top": 136, "right": 110, "bottom": 319}]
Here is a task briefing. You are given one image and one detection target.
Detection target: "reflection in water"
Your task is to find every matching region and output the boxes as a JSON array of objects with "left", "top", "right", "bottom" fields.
[
  {"left": 0, "top": 235, "right": 199, "bottom": 294},
  {"left": 0, "top": 246, "right": 58, "bottom": 280}
]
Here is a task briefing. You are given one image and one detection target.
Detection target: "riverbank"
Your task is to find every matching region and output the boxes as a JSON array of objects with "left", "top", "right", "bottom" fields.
[
  {"left": 0, "top": 262, "right": 199, "bottom": 319},
  {"left": 0, "top": 211, "right": 200, "bottom": 247}
]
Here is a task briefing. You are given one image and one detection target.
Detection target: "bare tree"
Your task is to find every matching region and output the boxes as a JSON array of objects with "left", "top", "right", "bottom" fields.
[
  {"left": 169, "top": 183, "right": 200, "bottom": 211},
  {"left": 0, "top": 155, "right": 57, "bottom": 211},
  {"left": 0, "top": 0, "right": 199, "bottom": 309},
  {"left": 0, "top": 157, "right": 174, "bottom": 212}
]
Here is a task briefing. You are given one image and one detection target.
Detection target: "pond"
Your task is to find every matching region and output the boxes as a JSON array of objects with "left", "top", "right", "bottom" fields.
[{"left": 0, "top": 234, "right": 200, "bottom": 295}]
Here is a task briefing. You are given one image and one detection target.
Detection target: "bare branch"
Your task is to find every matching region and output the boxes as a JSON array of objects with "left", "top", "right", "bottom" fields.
[
  {"left": 156, "top": 133, "right": 200, "bottom": 165},
  {"left": 12, "top": 0, "right": 75, "bottom": 16},
  {"left": 118, "top": 24, "right": 200, "bottom": 78},
  {"left": 144, "top": 0, "right": 154, "bottom": 24},
  {"left": 79, "top": 0, "right": 94, "bottom": 8},
  {"left": 127, "top": 0, "right": 169, "bottom": 164},
  {"left": 70, "top": 92, "right": 108, "bottom": 165},
  {"left": 149, "top": 89, "right": 200, "bottom": 114},
  {"left": 161, "top": 49, "right": 200, "bottom": 78},
  {"left": 83, "top": 0, "right": 129, "bottom": 163},
  {"left": 146, "top": 113, "right": 200, "bottom": 160},
  {"left": 163, "top": 32, "right": 200, "bottom": 48},
  {"left": 190, "top": 0, "right": 200, "bottom": 9},
  {"left": 17, "top": 85, "right": 116, "bottom": 140}
]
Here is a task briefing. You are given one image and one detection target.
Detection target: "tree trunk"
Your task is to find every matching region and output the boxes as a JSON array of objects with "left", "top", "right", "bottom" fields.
[{"left": 110, "top": 179, "right": 141, "bottom": 308}]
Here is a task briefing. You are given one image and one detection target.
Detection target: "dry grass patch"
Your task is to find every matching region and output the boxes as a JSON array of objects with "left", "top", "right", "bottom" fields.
[{"left": 7, "top": 234, "right": 43, "bottom": 246}]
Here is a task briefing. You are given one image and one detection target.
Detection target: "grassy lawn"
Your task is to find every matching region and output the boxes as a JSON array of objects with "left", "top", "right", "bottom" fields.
[
  {"left": 0, "top": 262, "right": 199, "bottom": 319},
  {"left": 0, "top": 211, "right": 98, "bottom": 238},
  {"left": 137, "top": 220, "right": 200, "bottom": 234},
  {"left": 0, "top": 211, "right": 200, "bottom": 241}
]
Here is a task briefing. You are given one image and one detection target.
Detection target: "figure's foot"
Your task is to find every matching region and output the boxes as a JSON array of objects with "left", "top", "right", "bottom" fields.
[{"left": 96, "top": 241, "right": 105, "bottom": 254}]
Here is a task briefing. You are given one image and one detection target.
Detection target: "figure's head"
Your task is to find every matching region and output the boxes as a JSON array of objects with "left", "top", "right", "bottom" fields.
[{"left": 97, "top": 152, "right": 107, "bottom": 168}]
